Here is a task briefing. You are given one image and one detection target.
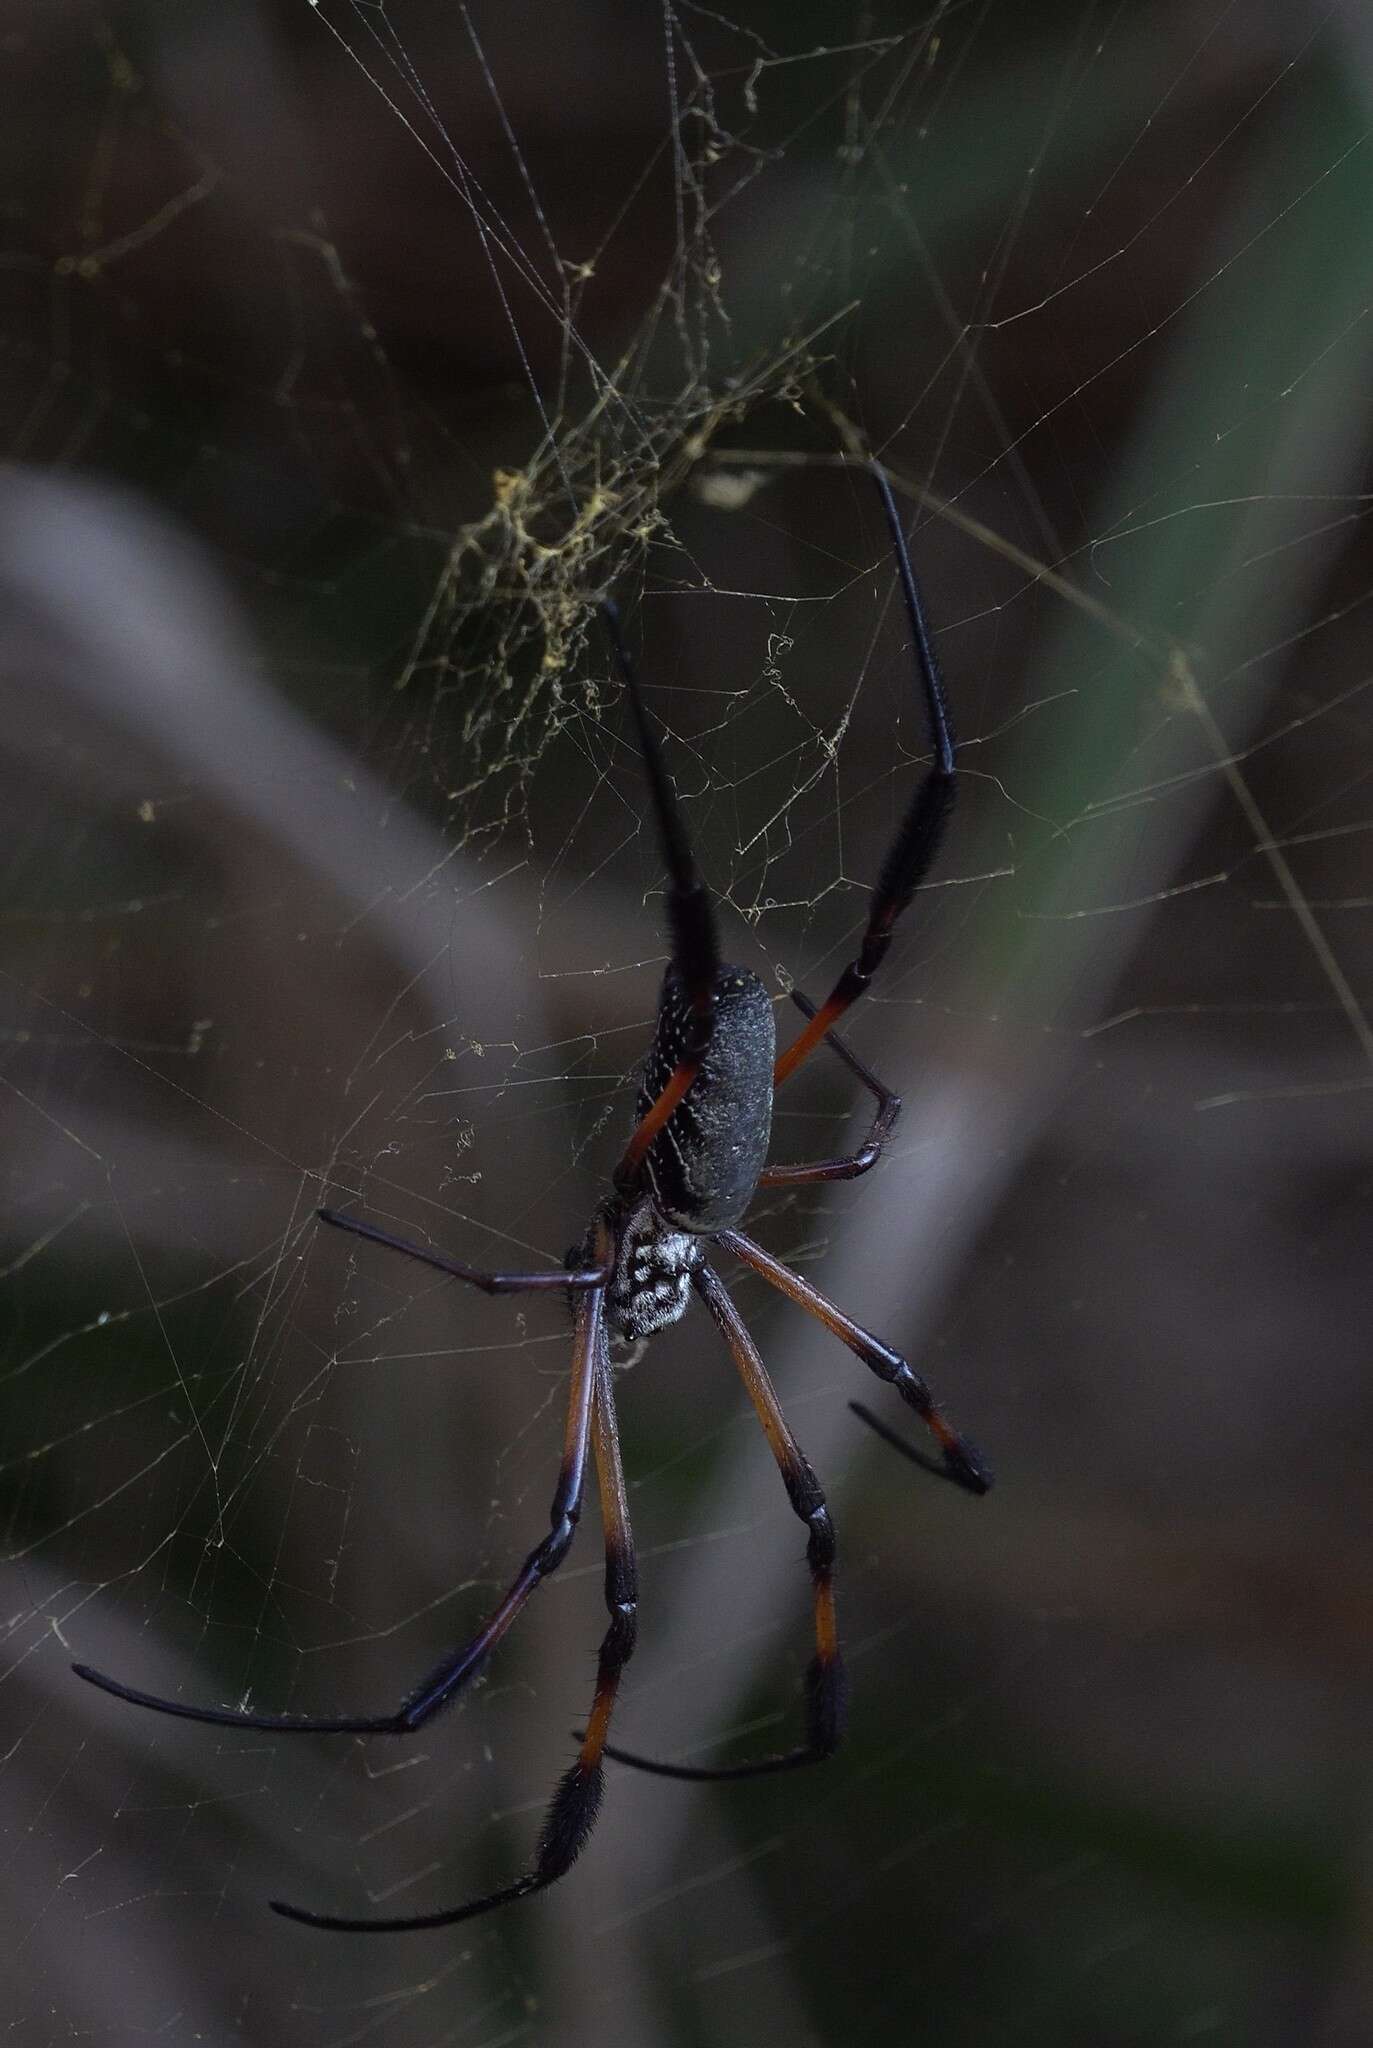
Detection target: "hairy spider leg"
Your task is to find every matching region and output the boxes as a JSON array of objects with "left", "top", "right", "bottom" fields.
[
  {"left": 600, "top": 599, "right": 723, "bottom": 1188},
  {"left": 757, "top": 990, "right": 901, "bottom": 1188},
  {"left": 774, "top": 466, "right": 956, "bottom": 1089},
  {"left": 844, "top": 1400, "right": 974, "bottom": 1485},
  {"left": 74, "top": 1228, "right": 613, "bottom": 1734},
  {"left": 272, "top": 1326, "right": 639, "bottom": 1932},
  {"left": 717, "top": 1228, "right": 991, "bottom": 1495},
  {"left": 315, "top": 1207, "right": 613, "bottom": 1292},
  {"left": 756, "top": 994, "right": 963, "bottom": 1481},
  {"left": 317, "top": 585, "right": 729, "bottom": 1279},
  {"left": 600, "top": 1259, "right": 845, "bottom": 1782}
]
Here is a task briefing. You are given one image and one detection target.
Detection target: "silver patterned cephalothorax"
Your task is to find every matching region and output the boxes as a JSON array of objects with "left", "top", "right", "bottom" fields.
[{"left": 73, "top": 464, "right": 991, "bottom": 1938}]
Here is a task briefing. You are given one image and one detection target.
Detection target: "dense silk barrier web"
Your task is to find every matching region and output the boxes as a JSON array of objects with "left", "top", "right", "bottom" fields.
[{"left": 3, "top": 6, "right": 1373, "bottom": 2045}]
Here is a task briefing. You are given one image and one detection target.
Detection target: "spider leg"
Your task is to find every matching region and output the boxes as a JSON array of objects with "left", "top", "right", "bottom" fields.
[
  {"left": 774, "top": 466, "right": 955, "bottom": 1089},
  {"left": 601, "top": 1259, "right": 844, "bottom": 1783},
  {"left": 845, "top": 1401, "right": 966, "bottom": 1484},
  {"left": 716, "top": 1228, "right": 991, "bottom": 1495},
  {"left": 271, "top": 1326, "right": 639, "bottom": 1932},
  {"left": 600, "top": 600, "right": 722, "bottom": 1190},
  {"left": 758, "top": 990, "right": 901, "bottom": 1187},
  {"left": 316, "top": 1207, "right": 612, "bottom": 1293},
  {"left": 74, "top": 1241, "right": 611, "bottom": 1735}
]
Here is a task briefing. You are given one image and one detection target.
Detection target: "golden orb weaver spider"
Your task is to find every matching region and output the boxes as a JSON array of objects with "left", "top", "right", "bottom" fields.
[{"left": 74, "top": 464, "right": 991, "bottom": 1933}]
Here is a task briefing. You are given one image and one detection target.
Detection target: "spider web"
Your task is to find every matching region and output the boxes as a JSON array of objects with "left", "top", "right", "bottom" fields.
[{"left": 3, "top": 4, "right": 1372, "bottom": 2044}]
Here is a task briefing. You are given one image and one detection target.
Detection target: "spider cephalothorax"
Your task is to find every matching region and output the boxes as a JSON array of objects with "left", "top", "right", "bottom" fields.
[
  {"left": 603, "top": 1194, "right": 704, "bottom": 1341},
  {"left": 74, "top": 464, "right": 991, "bottom": 1936}
]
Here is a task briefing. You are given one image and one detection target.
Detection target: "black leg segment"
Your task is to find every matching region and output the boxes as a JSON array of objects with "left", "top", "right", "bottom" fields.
[
  {"left": 600, "top": 1260, "right": 845, "bottom": 1782},
  {"left": 271, "top": 1321, "right": 639, "bottom": 1932},
  {"left": 717, "top": 1228, "right": 991, "bottom": 1496},
  {"left": 758, "top": 989, "right": 902, "bottom": 1187},
  {"left": 775, "top": 465, "right": 956, "bottom": 1088},
  {"left": 318, "top": 1207, "right": 613, "bottom": 1293},
  {"left": 602, "top": 599, "right": 724, "bottom": 1191},
  {"left": 75, "top": 1234, "right": 611, "bottom": 1736}
]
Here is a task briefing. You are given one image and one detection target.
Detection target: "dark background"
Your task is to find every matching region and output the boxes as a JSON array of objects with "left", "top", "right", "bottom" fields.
[{"left": 3, "top": 4, "right": 1372, "bottom": 2044}]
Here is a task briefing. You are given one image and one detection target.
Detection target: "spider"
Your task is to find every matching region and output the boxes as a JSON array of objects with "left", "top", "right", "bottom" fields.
[{"left": 73, "top": 464, "right": 990, "bottom": 1933}]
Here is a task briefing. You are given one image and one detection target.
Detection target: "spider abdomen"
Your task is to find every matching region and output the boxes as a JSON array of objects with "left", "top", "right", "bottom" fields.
[{"left": 637, "top": 965, "right": 775, "bottom": 1232}]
